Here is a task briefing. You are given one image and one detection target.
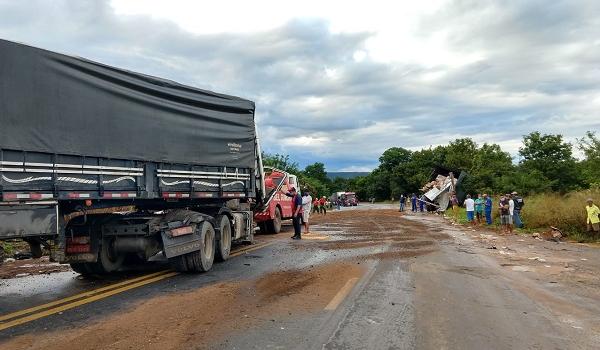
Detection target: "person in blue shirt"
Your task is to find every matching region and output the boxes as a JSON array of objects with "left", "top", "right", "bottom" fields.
[
  {"left": 483, "top": 193, "right": 493, "bottom": 225},
  {"left": 411, "top": 193, "right": 417, "bottom": 212},
  {"left": 286, "top": 187, "right": 303, "bottom": 239},
  {"left": 419, "top": 195, "right": 425, "bottom": 212}
]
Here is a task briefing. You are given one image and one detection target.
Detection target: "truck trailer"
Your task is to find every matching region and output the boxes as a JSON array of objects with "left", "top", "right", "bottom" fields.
[{"left": 0, "top": 39, "right": 267, "bottom": 274}]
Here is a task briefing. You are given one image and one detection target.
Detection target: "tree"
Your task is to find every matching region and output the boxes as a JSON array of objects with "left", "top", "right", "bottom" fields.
[
  {"left": 304, "top": 162, "right": 329, "bottom": 184},
  {"left": 578, "top": 131, "right": 600, "bottom": 187},
  {"left": 262, "top": 153, "right": 300, "bottom": 174},
  {"left": 519, "top": 132, "right": 583, "bottom": 192}
]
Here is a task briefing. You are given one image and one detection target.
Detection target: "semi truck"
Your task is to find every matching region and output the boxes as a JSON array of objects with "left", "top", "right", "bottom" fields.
[{"left": 0, "top": 39, "right": 281, "bottom": 274}]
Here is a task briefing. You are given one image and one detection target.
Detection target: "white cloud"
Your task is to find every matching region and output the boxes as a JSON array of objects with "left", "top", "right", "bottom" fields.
[{"left": 1, "top": 0, "right": 599, "bottom": 172}]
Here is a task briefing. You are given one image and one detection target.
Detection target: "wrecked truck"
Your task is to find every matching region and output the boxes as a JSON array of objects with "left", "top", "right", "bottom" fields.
[
  {"left": 0, "top": 39, "right": 267, "bottom": 274},
  {"left": 421, "top": 166, "right": 467, "bottom": 211}
]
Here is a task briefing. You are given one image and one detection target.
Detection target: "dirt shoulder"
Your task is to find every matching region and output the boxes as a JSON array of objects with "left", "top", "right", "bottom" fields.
[{"left": 0, "top": 257, "right": 71, "bottom": 279}]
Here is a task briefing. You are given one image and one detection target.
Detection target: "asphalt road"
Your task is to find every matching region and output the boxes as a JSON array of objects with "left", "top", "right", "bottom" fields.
[{"left": 1, "top": 204, "right": 599, "bottom": 349}]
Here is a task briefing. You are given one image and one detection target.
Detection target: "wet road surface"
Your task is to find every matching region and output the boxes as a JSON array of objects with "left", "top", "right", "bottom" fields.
[{"left": 1, "top": 204, "right": 599, "bottom": 349}]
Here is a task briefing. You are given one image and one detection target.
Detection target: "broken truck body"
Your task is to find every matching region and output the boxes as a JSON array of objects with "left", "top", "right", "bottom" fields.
[
  {"left": 421, "top": 166, "right": 467, "bottom": 211},
  {"left": 0, "top": 39, "right": 272, "bottom": 273}
]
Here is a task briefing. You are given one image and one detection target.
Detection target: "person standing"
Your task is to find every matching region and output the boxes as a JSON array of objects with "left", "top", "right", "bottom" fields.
[
  {"left": 499, "top": 195, "right": 510, "bottom": 234},
  {"left": 399, "top": 194, "right": 405, "bottom": 212},
  {"left": 484, "top": 194, "right": 493, "bottom": 225},
  {"left": 286, "top": 187, "right": 303, "bottom": 239},
  {"left": 320, "top": 196, "right": 327, "bottom": 215},
  {"left": 313, "top": 197, "right": 320, "bottom": 214},
  {"left": 586, "top": 198, "right": 600, "bottom": 237},
  {"left": 419, "top": 195, "right": 425, "bottom": 212},
  {"left": 301, "top": 191, "right": 312, "bottom": 234},
  {"left": 508, "top": 193, "right": 515, "bottom": 234},
  {"left": 474, "top": 194, "right": 484, "bottom": 225},
  {"left": 451, "top": 193, "right": 459, "bottom": 222},
  {"left": 512, "top": 191, "right": 524, "bottom": 228},
  {"left": 411, "top": 193, "right": 417, "bottom": 212},
  {"left": 465, "top": 194, "right": 475, "bottom": 225}
]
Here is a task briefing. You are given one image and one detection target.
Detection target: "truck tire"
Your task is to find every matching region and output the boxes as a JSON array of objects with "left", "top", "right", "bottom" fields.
[
  {"left": 86, "top": 237, "right": 125, "bottom": 274},
  {"left": 215, "top": 215, "right": 231, "bottom": 262},
  {"left": 170, "top": 221, "right": 216, "bottom": 272},
  {"left": 266, "top": 207, "right": 282, "bottom": 234}
]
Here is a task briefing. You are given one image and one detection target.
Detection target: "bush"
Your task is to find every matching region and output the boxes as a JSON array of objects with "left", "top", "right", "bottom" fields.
[{"left": 521, "top": 189, "right": 600, "bottom": 237}]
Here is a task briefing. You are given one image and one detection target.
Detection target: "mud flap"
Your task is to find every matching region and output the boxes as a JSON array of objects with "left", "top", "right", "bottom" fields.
[{"left": 161, "top": 228, "right": 202, "bottom": 259}]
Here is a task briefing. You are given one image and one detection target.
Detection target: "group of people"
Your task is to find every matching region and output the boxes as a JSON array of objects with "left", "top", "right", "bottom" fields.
[
  {"left": 287, "top": 188, "right": 330, "bottom": 240},
  {"left": 399, "top": 193, "right": 426, "bottom": 212},
  {"left": 459, "top": 192, "right": 524, "bottom": 234}
]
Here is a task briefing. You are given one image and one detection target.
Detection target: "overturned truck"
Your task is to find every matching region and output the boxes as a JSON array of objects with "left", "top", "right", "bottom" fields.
[
  {"left": 421, "top": 166, "right": 467, "bottom": 211},
  {"left": 0, "top": 39, "right": 264, "bottom": 273}
]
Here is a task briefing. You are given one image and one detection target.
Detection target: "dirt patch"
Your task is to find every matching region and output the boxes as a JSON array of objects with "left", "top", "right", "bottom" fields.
[
  {"left": 1, "top": 262, "right": 365, "bottom": 350},
  {"left": 307, "top": 209, "right": 444, "bottom": 260},
  {"left": 362, "top": 249, "right": 436, "bottom": 260},
  {"left": 0, "top": 257, "right": 71, "bottom": 279}
]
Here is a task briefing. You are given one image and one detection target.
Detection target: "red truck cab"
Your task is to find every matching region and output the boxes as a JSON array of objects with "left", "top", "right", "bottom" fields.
[{"left": 254, "top": 167, "right": 300, "bottom": 234}]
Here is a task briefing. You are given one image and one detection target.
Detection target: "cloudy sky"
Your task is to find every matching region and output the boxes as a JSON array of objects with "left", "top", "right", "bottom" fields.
[{"left": 1, "top": 0, "right": 599, "bottom": 171}]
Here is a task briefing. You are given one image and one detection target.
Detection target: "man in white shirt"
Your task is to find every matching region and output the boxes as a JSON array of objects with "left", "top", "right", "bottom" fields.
[
  {"left": 464, "top": 194, "right": 475, "bottom": 225},
  {"left": 508, "top": 193, "right": 515, "bottom": 234},
  {"left": 301, "top": 191, "right": 312, "bottom": 234}
]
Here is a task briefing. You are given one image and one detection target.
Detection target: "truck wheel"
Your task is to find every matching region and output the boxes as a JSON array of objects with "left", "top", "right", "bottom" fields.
[
  {"left": 171, "top": 221, "right": 216, "bottom": 272},
  {"left": 88, "top": 238, "right": 125, "bottom": 274},
  {"left": 266, "top": 207, "right": 282, "bottom": 234},
  {"left": 215, "top": 215, "right": 232, "bottom": 262}
]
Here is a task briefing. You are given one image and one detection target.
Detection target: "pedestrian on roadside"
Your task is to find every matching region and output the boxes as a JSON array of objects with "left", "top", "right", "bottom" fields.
[
  {"left": 336, "top": 198, "right": 341, "bottom": 210},
  {"left": 474, "top": 194, "right": 484, "bottom": 225},
  {"left": 499, "top": 195, "right": 511, "bottom": 234},
  {"left": 507, "top": 193, "right": 515, "bottom": 234},
  {"left": 411, "top": 193, "right": 417, "bottom": 212},
  {"left": 285, "top": 187, "right": 303, "bottom": 239},
  {"left": 313, "top": 197, "right": 320, "bottom": 214},
  {"left": 586, "top": 198, "right": 600, "bottom": 237},
  {"left": 512, "top": 191, "right": 524, "bottom": 228},
  {"left": 465, "top": 194, "right": 475, "bottom": 225},
  {"left": 484, "top": 193, "right": 493, "bottom": 225},
  {"left": 399, "top": 194, "right": 405, "bottom": 212},
  {"left": 419, "top": 195, "right": 425, "bottom": 212},
  {"left": 320, "top": 196, "right": 327, "bottom": 215},
  {"left": 301, "top": 191, "right": 312, "bottom": 234},
  {"left": 451, "top": 193, "right": 459, "bottom": 222}
]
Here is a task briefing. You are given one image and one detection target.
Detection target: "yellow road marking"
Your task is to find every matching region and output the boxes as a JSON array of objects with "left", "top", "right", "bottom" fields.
[
  {"left": 300, "top": 235, "right": 330, "bottom": 240},
  {"left": 324, "top": 277, "right": 359, "bottom": 310},
  {"left": 0, "top": 272, "right": 179, "bottom": 331},
  {"left": 0, "top": 270, "right": 170, "bottom": 322},
  {"left": 0, "top": 241, "right": 275, "bottom": 331},
  {"left": 230, "top": 241, "right": 274, "bottom": 257}
]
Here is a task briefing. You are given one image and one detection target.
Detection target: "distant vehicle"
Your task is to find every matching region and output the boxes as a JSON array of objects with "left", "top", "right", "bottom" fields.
[
  {"left": 330, "top": 191, "right": 358, "bottom": 207},
  {"left": 253, "top": 167, "right": 300, "bottom": 234}
]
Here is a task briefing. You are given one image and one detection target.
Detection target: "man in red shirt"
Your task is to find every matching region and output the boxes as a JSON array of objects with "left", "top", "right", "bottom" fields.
[{"left": 319, "top": 196, "right": 327, "bottom": 215}]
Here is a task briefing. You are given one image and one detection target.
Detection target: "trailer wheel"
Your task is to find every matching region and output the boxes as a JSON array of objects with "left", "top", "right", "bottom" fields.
[
  {"left": 266, "top": 207, "right": 282, "bottom": 234},
  {"left": 86, "top": 237, "right": 125, "bottom": 274},
  {"left": 215, "top": 215, "right": 232, "bottom": 262},
  {"left": 171, "top": 221, "right": 216, "bottom": 272}
]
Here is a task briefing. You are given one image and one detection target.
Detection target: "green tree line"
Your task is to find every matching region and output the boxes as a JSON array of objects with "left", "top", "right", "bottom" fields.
[{"left": 264, "top": 131, "right": 600, "bottom": 201}]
